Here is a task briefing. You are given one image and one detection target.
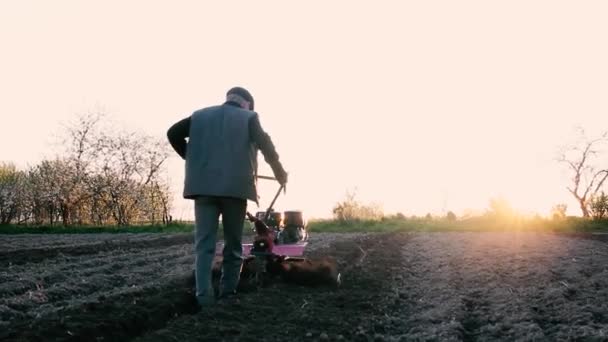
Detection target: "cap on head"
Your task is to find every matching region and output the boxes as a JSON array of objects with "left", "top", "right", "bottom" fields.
[{"left": 226, "top": 86, "right": 254, "bottom": 110}]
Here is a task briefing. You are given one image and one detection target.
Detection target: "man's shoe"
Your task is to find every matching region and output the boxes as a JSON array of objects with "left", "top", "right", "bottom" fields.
[
  {"left": 217, "top": 290, "right": 240, "bottom": 306},
  {"left": 196, "top": 294, "right": 216, "bottom": 309}
]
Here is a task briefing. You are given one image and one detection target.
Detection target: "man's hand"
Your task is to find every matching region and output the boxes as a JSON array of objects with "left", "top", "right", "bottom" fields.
[{"left": 274, "top": 168, "right": 288, "bottom": 186}]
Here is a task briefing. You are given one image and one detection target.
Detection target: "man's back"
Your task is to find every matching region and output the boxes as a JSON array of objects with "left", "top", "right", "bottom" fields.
[{"left": 184, "top": 104, "right": 257, "bottom": 201}]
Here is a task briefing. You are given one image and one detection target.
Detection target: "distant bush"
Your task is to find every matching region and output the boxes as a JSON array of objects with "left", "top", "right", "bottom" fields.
[
  {"left": 0, "top": 163, "right": 23, "bottom": 224},
  {"left": 332, "top": 190, "right": 383, "bottom": 223},
  {"left": 488, "top": 197, "right": 516, "bottom": 218},
  {"left": 551, "top": 203, "right": 568, "bottom": 220},
  {"left": 590, "top": 192, "right": 608, "bottom": 220},
  {"left": 383, "top": 213, "right": 407, "bottom": 221},
  {"left": 446, "top": 211, "right": 457, "bottom": 222}
]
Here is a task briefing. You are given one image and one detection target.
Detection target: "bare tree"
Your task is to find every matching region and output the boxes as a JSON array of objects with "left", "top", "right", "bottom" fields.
[
  {"left": 558, "top": 128, "right": 608, "bottom": 217},
  {"left": 94, "top": 130, "right": 170, "bottom": 225},
  {"left": 61, "top": 112, "right": 106, "bottom": 225}
]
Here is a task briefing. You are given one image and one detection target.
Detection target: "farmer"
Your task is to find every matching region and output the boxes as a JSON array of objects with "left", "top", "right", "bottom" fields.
[{"left": 167, "top": 87, "right": 288, "bottom": 308}]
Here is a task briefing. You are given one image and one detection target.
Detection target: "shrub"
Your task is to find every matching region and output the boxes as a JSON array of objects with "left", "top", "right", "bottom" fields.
[
  {"left": 590, "top": 192, "right": 608, "bottom": 220},
  {"left": 446, "top": 211, "right": 457, "bottom": 222},
  {"left": 0, "top": 163, "right": 23, "bottom": 224},
  {"left": 551, "top": 203, "right": 568, "bottom": 220},
  {"left": 332, "top": 190, "right": 383, "bottom": 222},
  {"left": 488, "top": 197, "right": 516, "bottom": 218}
]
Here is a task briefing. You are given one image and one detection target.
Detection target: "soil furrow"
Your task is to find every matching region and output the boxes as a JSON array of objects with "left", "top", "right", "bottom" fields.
[
  {"left": 376, "top": 232, "right": 608, "bottom": 341},
  {"left": 0, "top": 244, "right": 192, "bottom": 299},
  {"left": 4, "top": 232, "right": 608, "bottom": 341},
  {"left": 0, "top": 273, "right": 198, "bottom": 342},
  {"left": 0, "top": 234, "right": 193, "bottom": 266},
  {"left": 0, "top": 234, "right": 176, "bottom": 252},
  {"left": 134, "top": 233, "right": 408, "bottom": 342}
]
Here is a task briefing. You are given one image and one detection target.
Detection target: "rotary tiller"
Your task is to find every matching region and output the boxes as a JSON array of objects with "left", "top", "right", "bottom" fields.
[{"left": 215, "top": 178, "right": 340, "bottom": 287}]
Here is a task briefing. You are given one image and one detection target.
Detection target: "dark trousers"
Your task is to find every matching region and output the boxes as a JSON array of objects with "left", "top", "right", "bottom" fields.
[{"left": 194, "top": 196, "right": 247, "bottom": 304}]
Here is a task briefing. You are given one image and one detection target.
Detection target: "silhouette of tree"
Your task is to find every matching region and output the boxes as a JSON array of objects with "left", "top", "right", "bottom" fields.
[{"left": 557, "top": 128, "right": 608, "bottom": 218}]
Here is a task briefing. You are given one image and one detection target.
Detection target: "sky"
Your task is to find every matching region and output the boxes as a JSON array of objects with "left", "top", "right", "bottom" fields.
[{"left": 1, "top": 1, "right": 607, "bottom": 220}]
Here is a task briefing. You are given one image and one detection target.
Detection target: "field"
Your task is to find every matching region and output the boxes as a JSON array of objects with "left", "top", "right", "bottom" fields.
[{"left": 2, "top": 231, "right": 608, "bottom": 341}]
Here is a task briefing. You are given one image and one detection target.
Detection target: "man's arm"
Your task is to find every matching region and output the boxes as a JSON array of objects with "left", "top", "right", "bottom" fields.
[
  {"left": 249, "top": 114, "right": 287, "bottom": 184},
  {"left": 167, "top": 117, "right": 191, "bottom": 160}
]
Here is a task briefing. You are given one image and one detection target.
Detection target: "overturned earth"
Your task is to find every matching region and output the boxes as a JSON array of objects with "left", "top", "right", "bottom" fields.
[{"left": 2, "top": 231, "right": 608, "bottom": 341}]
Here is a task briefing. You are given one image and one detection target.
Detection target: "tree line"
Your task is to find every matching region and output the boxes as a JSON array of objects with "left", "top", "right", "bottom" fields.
[
  {"left": 0, "top": 113, "right": 172, "bottom": 226},
  {"left": 1, "top": 115, "right": 606, "bottom": 226}
]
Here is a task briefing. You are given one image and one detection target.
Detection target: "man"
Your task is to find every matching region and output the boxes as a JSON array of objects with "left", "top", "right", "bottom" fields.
[{"left": 167, "top": 86, "right": 287, "bottom": 307}]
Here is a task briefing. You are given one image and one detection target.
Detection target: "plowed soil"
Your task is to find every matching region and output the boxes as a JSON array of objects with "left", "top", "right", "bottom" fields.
[{"left": 2, "top": 231, "right": 608, "bottom": 341}]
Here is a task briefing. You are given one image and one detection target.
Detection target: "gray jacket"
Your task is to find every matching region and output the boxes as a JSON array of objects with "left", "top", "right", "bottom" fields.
[{"left": 167, "top": 102, "right": 285, "bottom": 202}]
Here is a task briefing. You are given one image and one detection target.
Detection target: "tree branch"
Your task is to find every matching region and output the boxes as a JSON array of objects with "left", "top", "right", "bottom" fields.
[{"left": 592, "top": 170, "right": 608, "bottom": 195}]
